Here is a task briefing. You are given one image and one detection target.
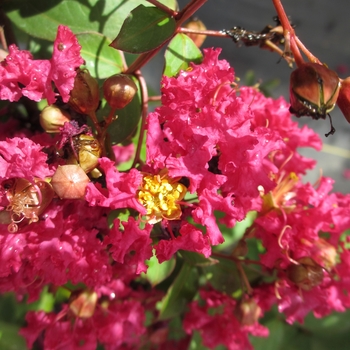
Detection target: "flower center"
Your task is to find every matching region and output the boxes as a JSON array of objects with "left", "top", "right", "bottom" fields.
[{"left": 137, "top": 174, "right": 187, "bottom": 224}]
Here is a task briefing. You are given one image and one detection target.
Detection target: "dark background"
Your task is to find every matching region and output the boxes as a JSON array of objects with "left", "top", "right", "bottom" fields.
[{"left": 147, "top": 0, "right": 350, "bottom": 192}]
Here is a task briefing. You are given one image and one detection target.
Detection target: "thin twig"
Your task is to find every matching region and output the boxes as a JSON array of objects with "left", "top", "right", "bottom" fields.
[{"left": 146, "top": 0, "right": 178, "bottom": 17}]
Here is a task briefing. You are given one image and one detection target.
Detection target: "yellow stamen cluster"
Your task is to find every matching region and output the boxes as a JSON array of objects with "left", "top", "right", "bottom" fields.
[{"left": 137, "top": 174, "right": 187, "bottom": 224}]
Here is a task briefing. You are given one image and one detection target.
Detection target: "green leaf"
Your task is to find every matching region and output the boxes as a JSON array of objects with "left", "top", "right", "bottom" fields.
[
  {"left": 143, "top": 253, "right": 176, "bottom": 287},
  {"left": 164, "top": 33, "right": 203, "bottom": 77},
  {"left": 77, "top": 32, "right": 124, "bottom": 79},
  {"left": 4, "top": 0, "right": 155, "bottom": 42},
  {"left": 303, "top": 310, "right": 350, "bottom": 337},
  {"left": 202, "top": 256, "right": 241, "bottom": 295},
  {"left": 250, "top": 317, "right": 287, "bottom": 350},
  {"left": 110, "top": 5, "right": 176, "bottom": 53},
  {"left": 179, "top": 251, "right": 219, "bottom": 267},
  {"left": 105, "top": 96, "right": 141, "bottom": 145},
  {"left": 158, "top": 263, "right": 198, "bottom": 321},
  {"left": 0, "top": 321, "right": 27, "bottom": 350}
]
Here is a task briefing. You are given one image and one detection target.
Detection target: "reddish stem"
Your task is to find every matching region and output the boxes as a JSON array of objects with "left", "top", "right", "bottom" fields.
[
  {"left": 148, "top": 95, "right": 161, "bottom": 101},
  {"left": 271, "top": 0, "right": 304, "bottom": 66},
  {"left": 295, "top": 36, "right": 321, "bottom": 64},
  {"left": 178, "top": 27, "right": 229, "bottom": 38},
  {"left": 272, "top": 0, "right": 325, "bottom": 67},
  {"left": 175, "top": 0, "right": 208, "bottom": 26},
  {"left": 126, "top": 0, "right": 207, "bottom": 74},
  {"left": 146, "top": 0, "right": 178, "bottom": 17}
]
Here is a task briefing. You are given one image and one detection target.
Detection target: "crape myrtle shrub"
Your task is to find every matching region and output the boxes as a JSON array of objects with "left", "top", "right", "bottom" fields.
[{"left": 1, "top": 0, "right": 350, "bottom": 349}]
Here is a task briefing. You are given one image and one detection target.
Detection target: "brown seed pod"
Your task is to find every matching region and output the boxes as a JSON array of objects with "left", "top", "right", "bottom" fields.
[
  {"left": 103, "top": 74, "right": 138, "bottom": 109},
  {"left": 51, "top": 165, "right": 90, "bottom": 199}
]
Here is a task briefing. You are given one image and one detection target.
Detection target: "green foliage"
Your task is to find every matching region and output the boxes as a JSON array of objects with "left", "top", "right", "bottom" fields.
[
  {"left": 110, "top": 5, "right": 176, "bottom": 53},
  {"left": 164, "top": 33, "right": 203, "bottom": 76},
  {"left": 158, "top": 262, "right": 199, "bottom": 321},
  {"left": 142, "top": 253, "right": 176, "bottom": 287}
]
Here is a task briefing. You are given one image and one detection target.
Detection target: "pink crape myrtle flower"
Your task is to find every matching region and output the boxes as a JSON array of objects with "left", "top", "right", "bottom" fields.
[
  {"left": 86, "top": 157, "right": 146, "bottom": 214},
  {"left": 104, "top": 217, "right": 153, "bottom": 274},
  {"left": 252, "top": 173, "right": 350, "bottom": 323},
  {"left": 20, "top": 286, "right": 148, "bottom": 350},
  {"left": 0, "top": 199, "right": 111, "bottom": 301},
  {"left": 154, "top": 221, "right": 212, "bottom": 263},
  {"left": 145, "top": 48, "right": 321, "bottom": 258},
  {"left": 0, "top": 25, "right": 83, "bottom": 104},
  {"left": 183, "top": 289, "right": 268, "bottom": 350},
  {"left": 0, "top": 137, "right": 53, "bottom": 181}
]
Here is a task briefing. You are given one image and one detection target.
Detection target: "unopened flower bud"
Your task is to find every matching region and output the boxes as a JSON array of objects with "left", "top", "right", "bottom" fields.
[
  {"left": 51, "top": 165, "right": 89, "bottom": 199},
  {"left": 69, "top": 290, "right": 98, "bottom": 319},
  {"left": 70, "top": 134, "right": 102, "bottom": 173},
  {"left": 286, "top": 257, "right": 323, "bottom": 291},
  {"left": 289, "top": 63, "right": 340, "bottom": 119},
  {"left": 312, "top": 238, "right": 337, "bottom": 271},
  {"left": 337, "top": 77, "right": 350, "bottom": 123},
  {"left": 40, "top": 105, "right": 71, "bottom": 133},
  {"left": 236, "top": 298, "right": 261, "bottom": 326},
  {"left": 103, "top": 74, "right": 137, "bottom": 109},
  {"left": 69, "top": 69, "right": 100, "bottom": 114},
  {"left": 184, "top": 18, "right": 207, "bottom": 48}
]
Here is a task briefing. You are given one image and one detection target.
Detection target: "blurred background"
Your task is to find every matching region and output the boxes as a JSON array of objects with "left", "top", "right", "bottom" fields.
[{"left": 146, "top": 0, "right": 350, "bottom": 193}]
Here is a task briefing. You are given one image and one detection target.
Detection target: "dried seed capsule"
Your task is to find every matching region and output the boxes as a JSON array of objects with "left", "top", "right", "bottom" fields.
[{"left": 103, "top": 74, "right": 138, "bottom": 109}]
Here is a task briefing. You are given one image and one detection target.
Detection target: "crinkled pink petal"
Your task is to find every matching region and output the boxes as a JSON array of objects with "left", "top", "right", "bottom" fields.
[
  {"left": 155, "top": 222, "right": 211, "bottom": 263},
  {"left": 0, "top": 137, "right": 53, "bottom": 180},
  {"left": 19, "top": 311, "right": 56, "bottom": 349},
  {"left": 86, "top": 157, "right": 146, "bottom": 213},
  {"left": 48, "top": 25, "right": 84, "bottom": 103},
  {"left": 0, "top": 25, "right": 82, "bottom": 104},
  {"left": 105, "top": 218, "right": 153, "bottom": 274},
  {"left": 0, "top": 45, "right": 50, "bottom": 102}
]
